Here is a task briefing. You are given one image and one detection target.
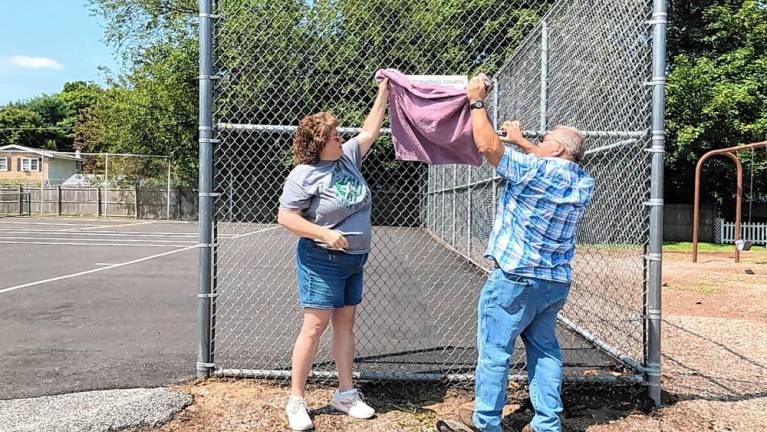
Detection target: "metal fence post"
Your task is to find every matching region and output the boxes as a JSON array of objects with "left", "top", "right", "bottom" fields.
[
  {"left": 452, "top": 165, "right": 457, "bottom": 246},
  {"left": 197, "top": 0, "right": 215, "bottom": 379},
  {"left": 167, "top": 159, "right": 172, "bottom": 220},
  {"left": 467, "top": 168, "right": 472, "bottom": 256},
  {"left": 647, "top": 0, "right": 668, "bottom": 407},
  {"left": 104, "top": 154, "right": 109, "bottom": 219},
  {"left": 441, "top": 165, "right": 446, "bottom": 239},
  {"left": 104, "top": 153, "right": 109, "bottom": 219},
  {"left": 540, "top": 19, "right": 549, "bottom": 133},
  {"left": 96, "top": 186, "right": 102, "bottom": 218},
  {"left": 134, "top": 184, "right": 140, "bottom": 219},
  {"left": 491, "top": 79, "right": 499, "bottom": 217},
  {"left": 228, "top": 170, "right": 234, "bottom": 221}
]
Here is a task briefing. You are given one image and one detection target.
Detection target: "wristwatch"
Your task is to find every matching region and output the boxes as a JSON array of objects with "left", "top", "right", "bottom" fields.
[{"left": 469, "top": 100, "right": 485, "bottom": 110}]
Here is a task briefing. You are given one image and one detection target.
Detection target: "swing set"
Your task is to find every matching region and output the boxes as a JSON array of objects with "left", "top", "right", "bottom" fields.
[{"left": 692, "top": 141, "right": 767, "bottom": 263}]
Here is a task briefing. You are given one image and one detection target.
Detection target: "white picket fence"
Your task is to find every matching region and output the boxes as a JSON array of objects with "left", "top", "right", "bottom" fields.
[{"left": 717, "top": 219, "right": 767, "bottom": 246}]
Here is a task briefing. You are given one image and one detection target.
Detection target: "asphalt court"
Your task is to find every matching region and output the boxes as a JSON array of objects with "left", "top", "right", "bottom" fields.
[
  {"left": 1, "top": 217, "right": 621, "bottom": 400},
  {"left": 0, "top": 217, "right": 202, "bottom": 399}
]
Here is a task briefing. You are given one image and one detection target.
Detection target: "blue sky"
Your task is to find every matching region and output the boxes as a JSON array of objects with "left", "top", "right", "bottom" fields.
[{"left": 0, "top": 1, "right": 119, "bottom": 105}]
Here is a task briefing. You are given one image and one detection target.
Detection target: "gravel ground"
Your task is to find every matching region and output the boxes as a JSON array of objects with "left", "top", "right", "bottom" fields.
[{"left": 0, "top": 388, "right": 192, "bottom": 432}]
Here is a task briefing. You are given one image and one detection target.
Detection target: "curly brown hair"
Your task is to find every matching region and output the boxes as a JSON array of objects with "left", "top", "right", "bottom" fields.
[{"left": 292, "top": 112, "right": 337, "bottom": 165}]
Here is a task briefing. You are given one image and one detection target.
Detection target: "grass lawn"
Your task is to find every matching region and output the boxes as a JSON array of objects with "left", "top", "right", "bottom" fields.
[{"left": 664, "top": 241, "right": 766, "bottom": 252}]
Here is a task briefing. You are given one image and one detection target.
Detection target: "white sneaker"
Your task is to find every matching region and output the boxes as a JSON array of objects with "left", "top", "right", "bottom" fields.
[
  {"left": 286, "top": 396, "right": 314, "bottom": 431},
  {"left": 329, "top": 388, "right": 376, "bottom": 419}
]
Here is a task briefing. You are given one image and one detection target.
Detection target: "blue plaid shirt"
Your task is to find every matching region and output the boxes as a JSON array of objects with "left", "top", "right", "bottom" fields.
[{"left": 485, "top": 147, "right": 594, "bottom": 283}]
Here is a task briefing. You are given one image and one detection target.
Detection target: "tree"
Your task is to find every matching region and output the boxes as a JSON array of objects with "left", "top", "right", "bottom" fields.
[
  {"left": 6, "top": 95, "right": 70, "bottom": 149},
  {"left": 60, "top": 81, "right": 104, "bottom": 124},
  {"left": 0, "top": 107, "right": 51, "bottom": 148},
  {"left": 88, "top": 0, "right": 196, "bottom": 64},
  {"left": 73, "top": 107, "right": 104, "bottom": 153},
  {"left": 61, "top": 81, "right": 106, "bottom": 152},
  {"left": 80, "top": 39, "right": 199, "bottom": 185},
  {"left": 84, "top": 0, "right": 198, "bottom": 185},
  {"left": 213, "top": 0, "right": 550, "bottom": 168},
  {"left": 1, "top": 82, "right": 105, "bottom": 151},
  {"left": 665, "top": 0, "right": 767, "bottom": 210}
]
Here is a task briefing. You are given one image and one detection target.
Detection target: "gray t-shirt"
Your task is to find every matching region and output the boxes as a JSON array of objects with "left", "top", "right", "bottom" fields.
[{"left": 279, "top": 138, "right": 372, "bottom": 254}]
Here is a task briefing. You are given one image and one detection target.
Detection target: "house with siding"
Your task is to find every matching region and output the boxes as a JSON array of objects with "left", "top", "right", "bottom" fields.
[{"left": 0, "top": 144, "right": 82, "bottom": 186}]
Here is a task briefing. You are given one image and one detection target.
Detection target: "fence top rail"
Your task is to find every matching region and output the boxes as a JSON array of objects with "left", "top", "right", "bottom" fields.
[
  {"left": 216, "top": 123, "right": 647, "bottom": 141},
  {"left": 52, "top": 152, "right": 170, "bottom": 159}
]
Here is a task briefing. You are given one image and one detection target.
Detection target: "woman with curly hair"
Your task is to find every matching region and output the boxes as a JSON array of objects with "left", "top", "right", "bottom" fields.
[{"left": 277, "top": 79, "right": 389, "bottom": 431}]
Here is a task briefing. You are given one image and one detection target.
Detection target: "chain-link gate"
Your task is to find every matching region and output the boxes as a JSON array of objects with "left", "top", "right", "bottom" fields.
[{"left": 197, "top": 0, "right": 667, "bottom": 405}]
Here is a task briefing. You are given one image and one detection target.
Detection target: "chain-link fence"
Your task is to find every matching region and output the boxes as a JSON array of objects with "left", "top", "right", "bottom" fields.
[
  {"left": 197, "top": 0, "right": 667, "bottom": 404},
  {"left": 73, "top": 153, "right": 176, "bottom": 219},
  {"left": 0, "top": 152, "right": 182, "bottom": 219}
]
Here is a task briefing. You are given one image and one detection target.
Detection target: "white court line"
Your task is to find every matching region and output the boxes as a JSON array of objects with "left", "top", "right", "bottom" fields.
[
  {"left": 0, "top": 244, "right": 199, "bottom": 295},
  {"left": 0, "top": 221, "right": 97, "bottom": 227},
  {"left": 0, "top": 241, "right": 192, "bottom": 248},
  {"left": 231, "top": 226, "right": 280, "bottom": 239},
  {"left": 0, "top": 236, "right": 196, "bottom": 244},
  {"left": 0, "top": 228, "right": 205, "bottom": 237},
  {"left": 72, "top": 220, "right": 159, "bottom": 231},
  {"left": 0, "top": 230, "right": 199, "bottom": 239},
  {"left": 0, "top": 226, "right": 280, "bottom": 295}
]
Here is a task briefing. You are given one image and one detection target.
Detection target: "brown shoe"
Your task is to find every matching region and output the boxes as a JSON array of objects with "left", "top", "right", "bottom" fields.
[{"left": 435, "top": 408, "right": 479, "bottom": 432}]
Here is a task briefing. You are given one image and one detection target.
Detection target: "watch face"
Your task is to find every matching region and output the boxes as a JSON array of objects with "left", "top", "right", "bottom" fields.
[{"left": 471, "top": 101, "right": 485, "bottom": 109}]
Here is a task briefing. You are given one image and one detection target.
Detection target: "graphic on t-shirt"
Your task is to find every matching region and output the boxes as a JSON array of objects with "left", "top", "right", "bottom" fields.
[{"left": 333, "top": 174, "right": 367, "bottom": 207}]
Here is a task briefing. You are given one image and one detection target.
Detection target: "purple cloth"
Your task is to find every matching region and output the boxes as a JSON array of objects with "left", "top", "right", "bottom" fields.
[{"left": 375, "top": 68, "right": 488, "bottom": 166}]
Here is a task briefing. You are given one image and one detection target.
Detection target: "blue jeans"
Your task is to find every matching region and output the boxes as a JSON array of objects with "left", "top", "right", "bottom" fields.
[
  {"left": 296, "top": 237, "right": 368, "bottom": 309},
  {"left": 474, "top": 269, "right": 570, "bottom": 432}
]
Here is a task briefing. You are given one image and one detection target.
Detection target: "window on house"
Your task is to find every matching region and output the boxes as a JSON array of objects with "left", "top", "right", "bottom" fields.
[
  {"left": 0, "top": 157, "right": 7, "bottom": 171},
  {"left": 21, "top": 157, "right": 40, "bottom": 172}
]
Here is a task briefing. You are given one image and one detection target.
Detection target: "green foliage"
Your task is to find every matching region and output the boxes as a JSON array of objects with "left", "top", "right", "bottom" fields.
[
  {"left": 15, "top": 0, "right": 767, "bottom": 208},
  {"left": 0, "top": 107, "right": 48, "bottom": 148},
  {"left": 0, "top": 0, "right": 555, "bottom": 188},
  {"left": 214, "top": 0, "right": 550, "bottom": 183},
  {"left": 663, "top": 241, "right": 766, "bottom": 252},
  {"left": 666, "top": 0, "right": 767, "bottom": 207},
  {"left": 0, "top": 81, "right": 105, "bottom": 151},
  {"left": 87, "top": 0, "right": 196, "bottom": 64},
  {"left": 89, "top": 38, "right": 199, "bottom": 185}
]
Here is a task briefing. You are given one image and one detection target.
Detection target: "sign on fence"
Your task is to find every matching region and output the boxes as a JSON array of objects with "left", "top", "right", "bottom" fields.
[{"left": 407, "top": 75, "right": 469, "bottom": 90}]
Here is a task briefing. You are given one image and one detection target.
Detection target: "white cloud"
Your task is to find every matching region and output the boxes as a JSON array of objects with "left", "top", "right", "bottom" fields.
[{"left": 9, "top": 56, "right": 64, "bottom": 70}]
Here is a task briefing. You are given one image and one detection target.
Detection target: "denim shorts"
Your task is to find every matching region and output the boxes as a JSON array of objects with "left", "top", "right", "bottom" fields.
[{"left": 296, "top": 237, "right": 369, "bottom": 309}]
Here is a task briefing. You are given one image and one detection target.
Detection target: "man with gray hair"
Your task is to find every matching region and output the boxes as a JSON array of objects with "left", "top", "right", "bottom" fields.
[{"left": 437, "top": 75, "right": 594, "bottom": 432}]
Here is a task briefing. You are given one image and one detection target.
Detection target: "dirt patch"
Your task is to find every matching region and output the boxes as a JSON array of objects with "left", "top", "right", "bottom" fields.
[
  {"left": 135, "top": 378, "right": 766, "bottom": 432},
  {"left": 136, "top": 252, "right": 767, "bottom": 432},
  {"left": 663, "top": 252, "right": 767, "bottom": 322},
  {"left": 132, "top": 380, "right": 470, "bottom": 432},
  {"left": 134, "top": 381, "right": 655, "bottom": 432}
]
